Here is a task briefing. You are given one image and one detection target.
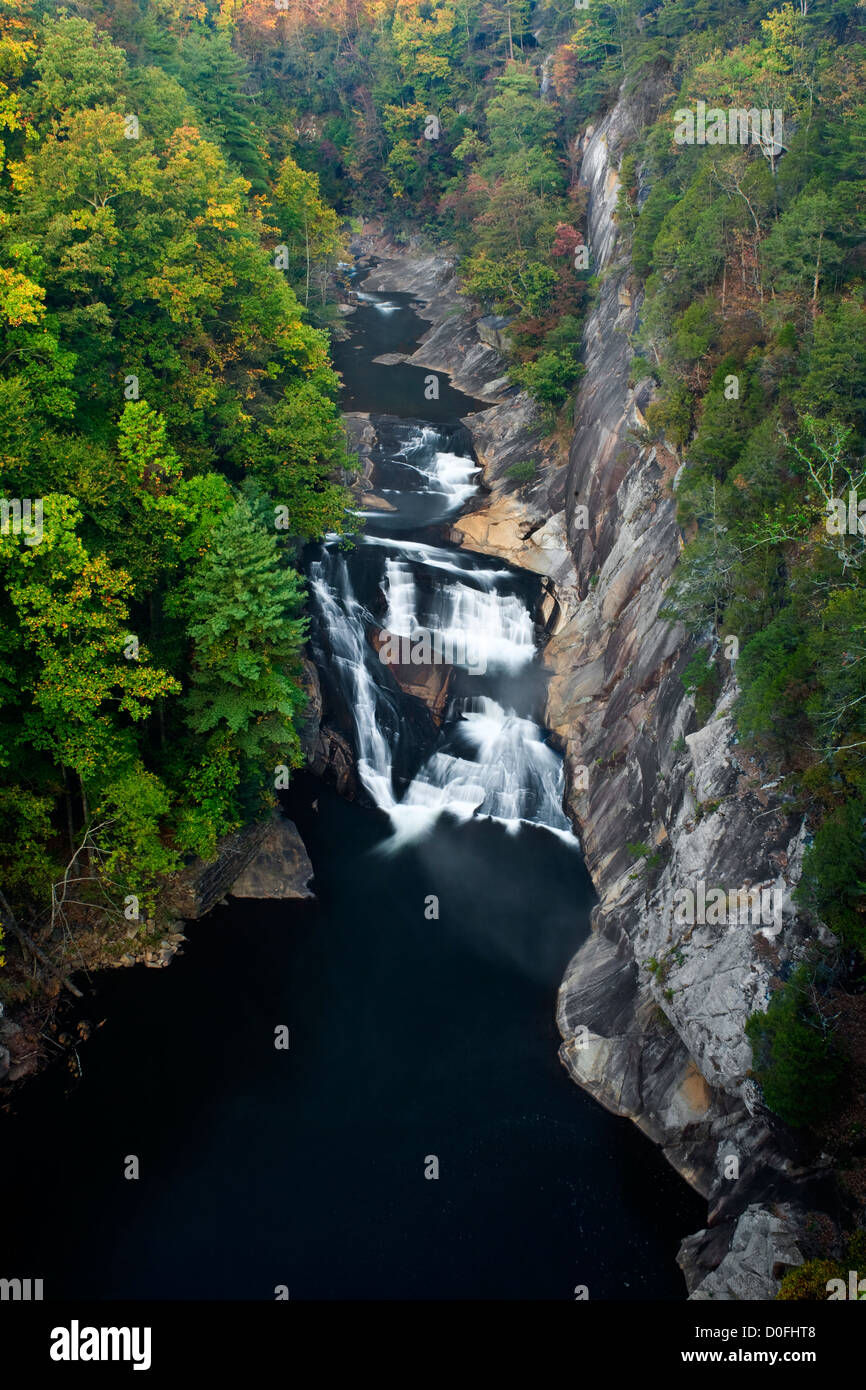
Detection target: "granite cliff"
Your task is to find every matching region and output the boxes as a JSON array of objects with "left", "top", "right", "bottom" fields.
[{"left": 354, "top": 86, "right": 839, "bottom": 1298}]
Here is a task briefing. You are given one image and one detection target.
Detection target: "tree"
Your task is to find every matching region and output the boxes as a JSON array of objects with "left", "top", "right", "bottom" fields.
[
  {"left": 168, "top": 32, "right": 269, "bottom": 193},
  {"left": 273, "top": 152, "right": 346, "bottom": 305},
  {"left": 762, "top": 190, "right": 844, "bottom": 313},
  {"left": 246, "top": 380, "right": 353, "bottom": 540},
  {"left": 0, "top": 494, "right": 179, "bottom": 804},
  {"left": 746, "top": 962, "right": 844, "bottom": 1128},
  {"left": 32, "top": 14, "right": 128, "bottom": 118},
  {"left": 184, "top": 498, "right": 309, "bottom": 778},
  {"left": 798, "top": 797, "right": 866, "bottom": 955}
]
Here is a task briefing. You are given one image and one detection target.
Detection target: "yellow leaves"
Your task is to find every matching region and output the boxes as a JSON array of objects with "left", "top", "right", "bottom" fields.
[
  {"left": 0, "top": 265, "right": 44, "bottom": 325},
  {"left": 7, "top": 154, "right": 29, "bottom": 189},
  {"left": 216, "top": 0, "right": 247, "bottom": 27},
  {"left": 203, "top": 197, "right": 242, "bottom": 230},
  {"left": 150, "top": 0, "right": 207, "bottom": 25}
]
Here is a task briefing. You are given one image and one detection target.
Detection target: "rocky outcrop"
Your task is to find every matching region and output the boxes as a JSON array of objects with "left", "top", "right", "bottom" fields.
[
  {"left": 309, "top": 723, "right": 358, "bottom": 798},
  {"left": 344, "top": 412, "right": 395, "bottom": 512},
  {"left": 300, "top": 649, "right": 360, "bottom": 797},
  {"left": 0, "top": 1015, "right": 37, "bottom": 1084},
  {"left": 679, "top": 1204, "right": 805, "bottom": 1300},
  {"left": 370, "top": 626, "right": 453, "bottom": 723},
  {"left": 230, "top": 814, "right": 315, "bottom": 901},
  {"left": 355, "top": 84, "right": 834, "bottom": 1297},
  {"left": 355, "top": 240, "right": 509, "bottom": 403},
  {"left": 165, "top": 812, "right": 314, "bottom": 921}
]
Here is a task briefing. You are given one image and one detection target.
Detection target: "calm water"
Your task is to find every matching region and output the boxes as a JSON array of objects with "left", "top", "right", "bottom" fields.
[{"left": 0, "top": 270, "right": 705, "bottom": 1300}]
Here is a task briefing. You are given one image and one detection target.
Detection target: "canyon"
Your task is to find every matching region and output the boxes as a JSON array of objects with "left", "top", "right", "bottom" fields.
[{"left": 347, "top": 85, "right": 837, "bottom": 1299}]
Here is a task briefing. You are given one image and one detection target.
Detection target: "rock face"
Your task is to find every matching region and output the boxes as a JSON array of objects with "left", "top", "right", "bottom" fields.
[
  {"left": 0, "top": 1015, "right": 37, "bottom": 1084},
  {"left": 370, "top": 626, "right": 453, "bottom": 723},
  {"left": 166, "top": 813, "right": 315, "bottom": 918},
  {"left": 679, "top": 1204, "right": 806, "bottom": 1301},
  {"left": 230, "top": 814, "right": 315, "bottom": 901},
  {"left": 309, "top": 723, "right": 358, "bottom": 798},
  {"left": 299, "top": 645, "right": 360, "bottom": 797},
  {"left": 357, "top": 85, "right": 835, "bottom": 1297},
  {"left": 165, "top": 818, "right": 273, "bottom": 920}
]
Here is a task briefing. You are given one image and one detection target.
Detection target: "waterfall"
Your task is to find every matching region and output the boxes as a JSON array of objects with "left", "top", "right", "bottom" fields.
[
  {"left": 309, "top": 416, "right": 577, "bottom": 850},
  {"left": 381, "top": 559, "right": 536, "bottom": 674}
]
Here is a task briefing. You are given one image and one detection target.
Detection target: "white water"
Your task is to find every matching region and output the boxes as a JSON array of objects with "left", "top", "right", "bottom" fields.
[
  {"left": 310, "top": 422, "right": 577, "bottom": 850},
  {"left": 355, "top": 290, "right": 400, "bottom": 314},
  {"left": 386, "top": 697, "right": 575, "bottom": 851},
  {"left": 382, "top": 559, "right": 536, "bottom": 674}
]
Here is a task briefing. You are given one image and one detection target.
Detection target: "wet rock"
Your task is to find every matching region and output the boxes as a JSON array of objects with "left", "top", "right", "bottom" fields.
[
  {"left": 165, "top": 817, "right": 276, "bottom": 919},
  {"left": 370, "top": 626, "right": 453, "bottom": 723},
  {"left": 310, "top": 724, "right": 357, "bottom": 798},
  {"left": 298, "top": 657, "right": 323, "bottom": 764}
]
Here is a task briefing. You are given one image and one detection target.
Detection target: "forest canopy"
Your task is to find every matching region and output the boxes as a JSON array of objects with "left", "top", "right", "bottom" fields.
[{"left": 0, "top": 3, "right": 355, "bottom": 981}]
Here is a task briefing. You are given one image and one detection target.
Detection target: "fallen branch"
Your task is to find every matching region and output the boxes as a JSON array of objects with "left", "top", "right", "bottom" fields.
[{"left": 0, "top": 887, "right": 84, "bottom": 1000}]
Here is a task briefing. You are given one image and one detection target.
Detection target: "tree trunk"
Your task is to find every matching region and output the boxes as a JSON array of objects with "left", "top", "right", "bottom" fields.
[
  {"left": 79, "top": 776, "right": 91, "bottom": 876},
  {"left": 62, "top": 765, "right": 75, "bottom": 852},
  {"left": 304, "top": 208, "right": 311, "bottom": 308},
  {"left": 811, "top": 229, "right": 823, "bottom": 318}
]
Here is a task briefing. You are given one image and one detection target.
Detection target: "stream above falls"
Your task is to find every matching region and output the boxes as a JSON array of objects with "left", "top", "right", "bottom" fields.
[{"left": 0, "top": 268, "right": 705, "bottom": 1300}]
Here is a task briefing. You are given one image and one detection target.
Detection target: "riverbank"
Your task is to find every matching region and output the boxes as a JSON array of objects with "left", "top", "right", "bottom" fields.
[{"left": 0, "top": 812, "right": 315, "bottom": 1091}]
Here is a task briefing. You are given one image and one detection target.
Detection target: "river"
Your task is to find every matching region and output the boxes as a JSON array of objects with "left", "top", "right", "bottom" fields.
[{"left": 0, "top": 268, "right": 704, "bottom": 1300}]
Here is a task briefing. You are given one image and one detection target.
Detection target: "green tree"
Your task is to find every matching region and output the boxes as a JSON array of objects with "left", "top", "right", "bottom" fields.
[
  {"left": 274, "top": 152, "right": 346, "bottom": 306},
  {"left": 746, "top": 963, "right": 845, "bottom": 1128},
  {"left": 184, "top": 498, "right": 309, "bottom": 782}
]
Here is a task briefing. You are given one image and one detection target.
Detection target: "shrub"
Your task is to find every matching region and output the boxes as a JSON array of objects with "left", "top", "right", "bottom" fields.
[
  {"left": 746, "top": 963, "right": 845, "bottom": 1128},
  {"left": 797, "top": 798, "right": 866, "bottom": 957},
  {"left": 505, "top": 460, "right": 536, "bottom": 484},
  {"left": 680, "top": 648, "right": 720, "bottom": 726},
  {"left": 776, "top": 1259, "right": 845, "bottom": 1300},
  {"left": 508, "top": 348, "right": 584, "bottom": 412},
  {"left": 628, "top": 355, "right": 654, "bottom": 386}
]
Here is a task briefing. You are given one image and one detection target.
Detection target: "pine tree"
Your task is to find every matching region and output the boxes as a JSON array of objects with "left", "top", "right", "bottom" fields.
[{"left": 184, "top": 499, "right": 309, "bottom": 772}]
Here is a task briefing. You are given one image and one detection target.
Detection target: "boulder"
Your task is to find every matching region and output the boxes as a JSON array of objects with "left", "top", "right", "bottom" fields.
[
  {"left": 680, "top": 1203, "right": 806, "bottom": 1300},
  {"left": 230, "top": 815, "right": 315, "bottom": 901},
  {"left": 370, "top": 626, "right": 453, "bottom": 723}
]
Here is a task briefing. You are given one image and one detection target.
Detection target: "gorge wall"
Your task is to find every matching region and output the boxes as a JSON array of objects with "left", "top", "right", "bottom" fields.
[{"left": 357, "top": 86, "right": 838, "bottom": 1299}]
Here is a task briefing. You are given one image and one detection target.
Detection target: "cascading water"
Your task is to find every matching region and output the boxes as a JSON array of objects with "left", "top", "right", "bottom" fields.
[{"left": 308, "top": 381, "right": 576, "bottom": 850}]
